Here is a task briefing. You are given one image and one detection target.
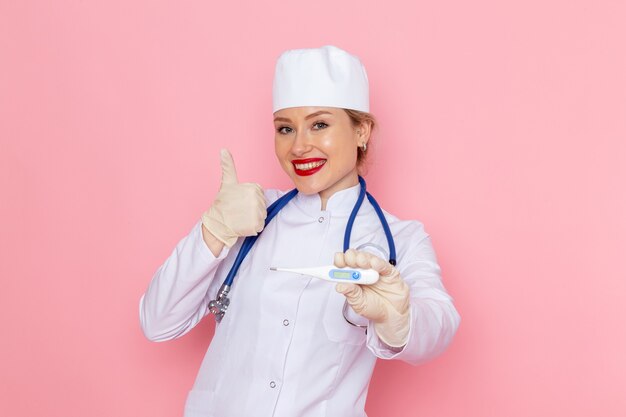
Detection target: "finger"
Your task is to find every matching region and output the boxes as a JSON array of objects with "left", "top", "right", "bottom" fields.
[
  {"left": 246, "top": 184, "right": 266, "bottom": 210},
  {"left": 334, "top": 252, "right": 347, "bottom": 268},
  {"left": 370, "top": 256, "right": 395, "bottom": 276},
  {"left": 254, "top": 207, "right": 267, "bottom": 233},
  {"left": 355, "top": 251, "right": 371, "bottom": 269},
  {"left": 220, "top": 148, "right": 239, "bottom": 185},
  {"left": 256, "top": 206, "right": 268, "bottom": 222},
  {"left": 335, "top": 282, "right": 363, "bottom": 304},
  {"left": 344, "top": 249, "right": 359, "bottom": 267},
  {"left": 254, "top": 193, "right": 267, "bottom": 211},
  {"left": 244, "top": 182, "right": 265, "bottom": 196},
  {"left": 251, "top": 182, "right": 265, "bottom": 195}
]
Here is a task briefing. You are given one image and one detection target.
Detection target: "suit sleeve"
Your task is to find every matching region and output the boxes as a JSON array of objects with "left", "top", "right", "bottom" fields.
[
  {"left": 366, "top": 232, "right": 461, "bottom": 365},
  {"left": 139, "top": 221, "right": 232, "bottom": 342},
  {"left": 139, "top": 189, "right": 283, "bottom": 342}
]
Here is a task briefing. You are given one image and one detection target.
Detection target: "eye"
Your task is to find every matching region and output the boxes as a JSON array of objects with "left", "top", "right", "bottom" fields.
[
  {"left": 277, "top": 126, "right": 293, "bottom": 135},
  {"left": 312, "top": 121, "right": 328, "bottom": 130}
]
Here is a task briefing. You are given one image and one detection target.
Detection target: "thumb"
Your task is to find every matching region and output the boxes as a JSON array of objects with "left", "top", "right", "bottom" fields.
[
  {"left": 336, "top": 283, "right": 363, "bottom": 304},
  {"left": 220, "top": 148, "right": 239, "bottom": 185}
]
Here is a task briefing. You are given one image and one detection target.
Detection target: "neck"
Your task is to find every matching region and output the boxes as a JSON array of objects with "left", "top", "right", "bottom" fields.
[
  {"left": 320, "top": 196, "right": 330, "bottom": 211},
  {"left": 318, "top": 173, "right": 360, "bottom": 210}
]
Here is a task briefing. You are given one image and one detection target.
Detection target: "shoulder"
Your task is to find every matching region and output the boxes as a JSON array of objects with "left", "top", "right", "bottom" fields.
[
  {"left": 378, "top": 206, "right": 430, "bottom": 245},
  {"left": 376, "top": 206, "right": 436, "bottom": 264},
  {"left": 264, "top": 188, "right": 289, "bottom": 206}
]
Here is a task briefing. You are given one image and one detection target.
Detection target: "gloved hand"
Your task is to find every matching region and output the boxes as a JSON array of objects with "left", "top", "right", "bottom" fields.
[
  {"left": 201, "top": 149, "right": 267, "bottom": 248},
  {"left": 334, "top": 249, "right": 411, "bottom": 347}
]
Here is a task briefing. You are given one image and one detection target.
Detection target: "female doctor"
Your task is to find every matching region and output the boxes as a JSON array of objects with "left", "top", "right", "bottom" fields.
[{"left": 139, "top": 45, "right": 460, "bottom": 417}]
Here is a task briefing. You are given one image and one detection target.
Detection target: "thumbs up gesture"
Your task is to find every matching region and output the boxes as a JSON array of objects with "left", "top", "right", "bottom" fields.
[{"left": 201, "top": 149, "right": 268, "bottom": 248}]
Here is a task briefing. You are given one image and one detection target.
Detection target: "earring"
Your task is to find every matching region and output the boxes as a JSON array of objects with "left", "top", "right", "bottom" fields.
[{"left": 361, "top": 142, "right": 367, "bottom": 152}]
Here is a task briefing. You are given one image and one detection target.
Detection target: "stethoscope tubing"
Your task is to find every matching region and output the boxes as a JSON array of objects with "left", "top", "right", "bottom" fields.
[{"left": 209, "top": 176, "right": 396, "bottom": 322}]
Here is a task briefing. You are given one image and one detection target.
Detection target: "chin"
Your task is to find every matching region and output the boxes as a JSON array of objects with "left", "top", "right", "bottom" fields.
[
  {"left": 293, "top": 182, "right": 323, "bottom": 195},
  {"left": 290, "top": 176, "right": 326, "bottom": 195}
]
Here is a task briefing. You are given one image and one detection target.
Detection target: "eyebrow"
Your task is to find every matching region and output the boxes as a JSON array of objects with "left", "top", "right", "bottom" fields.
[{"left": 273, "top": 110, "right": 333, "bottom": 123}]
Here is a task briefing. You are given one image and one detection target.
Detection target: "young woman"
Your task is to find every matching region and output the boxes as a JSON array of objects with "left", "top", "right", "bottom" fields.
[{"left": 140, "top": 45, "right": 460, "bottom": 417}]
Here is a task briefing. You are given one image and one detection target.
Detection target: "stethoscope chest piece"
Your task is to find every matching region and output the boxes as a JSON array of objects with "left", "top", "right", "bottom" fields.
[{"left": 208, "top": 284, "right": 231, "bottom": 322}]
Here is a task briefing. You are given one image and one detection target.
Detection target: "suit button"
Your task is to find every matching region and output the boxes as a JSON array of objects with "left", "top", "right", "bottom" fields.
[
  {"left": 270, "top": 381, "right": 277, "bottom": 388},
  {"left": 283, "top": 319, "right": 290, "bottom": 326},
  {"left": 318, "top": 216, "right": 324, "bottom": 223}
]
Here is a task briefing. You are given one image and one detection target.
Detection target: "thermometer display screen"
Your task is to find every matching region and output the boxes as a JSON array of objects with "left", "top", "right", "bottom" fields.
[{"left": 332, "top": 271, "right": 352, "bottom": 279}]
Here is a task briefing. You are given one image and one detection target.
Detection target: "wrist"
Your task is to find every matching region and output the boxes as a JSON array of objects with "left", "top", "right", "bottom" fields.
[
  {"left": 201, "top": 209, "right": 237, "bottom": 248},
  {"left": 201, "top": 222, "right": 227, "bottom": 257},
  {"left": 373, "top": 308, "right": 410, "bottom": 348}
]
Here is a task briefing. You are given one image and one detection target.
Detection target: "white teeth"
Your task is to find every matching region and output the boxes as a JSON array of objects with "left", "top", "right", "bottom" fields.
[{"left": 295, "top": 160, "right": 325, "bottom": 170}]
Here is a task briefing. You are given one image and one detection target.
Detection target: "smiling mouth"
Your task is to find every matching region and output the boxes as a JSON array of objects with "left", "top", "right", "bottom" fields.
[
  {"left": 294, "top": 160, "right": 326, "bottom": 170},
  {"left": 292, "top": 159, "right": 327, "bottom": 176}
]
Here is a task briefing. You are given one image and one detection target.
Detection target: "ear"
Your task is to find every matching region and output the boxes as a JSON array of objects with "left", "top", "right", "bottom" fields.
[{"left": 356, "top": 120, "right": 372, "bottom": 145}]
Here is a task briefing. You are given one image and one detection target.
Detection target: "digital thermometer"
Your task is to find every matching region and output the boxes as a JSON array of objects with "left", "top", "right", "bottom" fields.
[{"left": 269, "top": 265, "right": 379, "bottom": 285}]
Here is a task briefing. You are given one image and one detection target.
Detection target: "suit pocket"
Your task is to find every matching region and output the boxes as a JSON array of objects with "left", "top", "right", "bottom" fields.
[{"left": 322, "top": 290, "right": 367, "bottom": 346}]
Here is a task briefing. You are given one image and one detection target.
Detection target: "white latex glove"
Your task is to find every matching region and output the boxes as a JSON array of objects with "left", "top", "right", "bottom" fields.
[
  {"left": 201, "top": 149, "right": 267, "bottom": 247},
  {"left": 334, "top": 249, "right": 411, "bottom": 347}
]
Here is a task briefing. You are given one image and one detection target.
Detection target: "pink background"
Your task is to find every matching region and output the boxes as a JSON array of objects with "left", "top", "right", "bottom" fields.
[{"left": 1, "top": 1, "right": 625, "bottom": 416}]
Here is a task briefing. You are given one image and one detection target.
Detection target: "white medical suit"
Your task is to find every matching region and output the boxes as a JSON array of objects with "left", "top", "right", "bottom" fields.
[{"left": 139, "top": 183, "right": 460, "bottom": 417}]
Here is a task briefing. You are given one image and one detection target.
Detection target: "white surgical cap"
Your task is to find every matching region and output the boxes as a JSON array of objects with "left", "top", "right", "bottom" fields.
[{"left": 272, "top": 45, "right": 370, "bottom": 113}]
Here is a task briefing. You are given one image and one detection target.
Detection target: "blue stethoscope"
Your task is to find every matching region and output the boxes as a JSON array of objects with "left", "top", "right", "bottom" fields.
[{"left": 208, "top": 176, "right": 397, "bottom": 322}]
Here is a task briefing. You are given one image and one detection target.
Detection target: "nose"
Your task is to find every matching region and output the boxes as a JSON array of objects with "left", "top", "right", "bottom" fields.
[{"left": 290, "top": 131, "right": 313, "bottom": 157}]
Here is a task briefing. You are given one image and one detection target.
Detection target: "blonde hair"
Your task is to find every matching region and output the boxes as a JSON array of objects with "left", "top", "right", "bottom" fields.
[{"left": 344, "top": 109, "right": 377, "bottom": 172}]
